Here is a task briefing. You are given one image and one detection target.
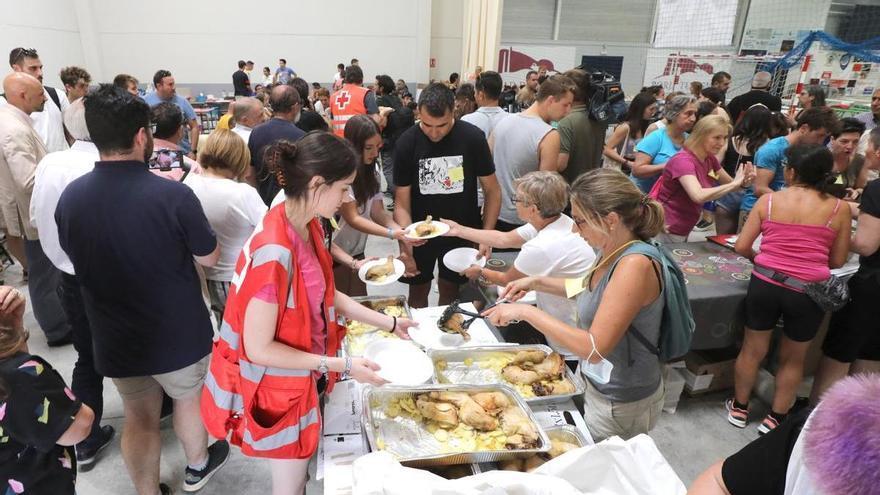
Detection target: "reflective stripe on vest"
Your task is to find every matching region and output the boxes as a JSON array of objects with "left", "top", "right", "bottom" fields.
[
  {"left": 243, "top": 407, "right": 320, "bottom": 452},
  {"left": 204, "top": 369, "right": 244, "bottom": 412},
  {"left": 239, "top": 360, "right": 311, "bottom": 384},
  {"left": 252, "top": 243, "right": 291, "bottom": 271},
  {"left": 219, "top": 321, "right": 238, "bottom": 350}
]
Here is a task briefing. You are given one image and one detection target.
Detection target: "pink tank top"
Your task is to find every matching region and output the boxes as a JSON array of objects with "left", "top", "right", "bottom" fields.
[{"left": 754, "top": 194, "right": 840, "bottom": 288}]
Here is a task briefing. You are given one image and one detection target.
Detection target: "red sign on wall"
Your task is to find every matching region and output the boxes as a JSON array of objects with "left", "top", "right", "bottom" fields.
[{"left": 430, "top": 58, "right": 436, "bottom": 68}]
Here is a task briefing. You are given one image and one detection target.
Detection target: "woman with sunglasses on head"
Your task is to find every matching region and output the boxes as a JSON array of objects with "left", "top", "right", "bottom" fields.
[
  {"left": 0, "top": 286, "right": 95, "bottom": 495},
  {"left": 201, "top": 132, "right": 418, "bottom": 495},
  {"left": 441, "top": 171, "right": 595, "bottom": 362},
  {"left": 483, "top": 169, "right": 671, "bottom": 441},
  {"left": 730, "top": 144, "right": 850, "bottom": 436}
]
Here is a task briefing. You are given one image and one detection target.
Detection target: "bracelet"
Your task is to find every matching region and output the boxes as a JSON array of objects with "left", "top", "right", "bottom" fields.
[
  {"left": 390, "top": 315, "right": 397, "bottom": 332},
  {"left": 387, "top": 227, "right": 394, "bottom": 239},
  {"left": 341, "top": 356, "right": 353, "bottom": 380}
]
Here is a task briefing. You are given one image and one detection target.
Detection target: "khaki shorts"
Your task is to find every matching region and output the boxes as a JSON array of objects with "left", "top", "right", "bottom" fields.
[
  {"left": 112, "top": 354, "right": 210, "bottom": 400},
  {"left": 582, "top": 376, "right": 665, "bottom": 443}
]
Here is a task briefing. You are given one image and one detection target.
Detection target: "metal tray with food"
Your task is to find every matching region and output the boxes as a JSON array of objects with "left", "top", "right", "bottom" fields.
[
  {"left": 494, "top": 425, "right": 588, "bottom": 473},
  {"left": 343, "top": 296, "right": 412, "bottom": 357},
  {"left": 361, "top": 383, "right": 551, "bottom": 467},
  {"left": 428, "top": 345, "right": 586, "bottom": 405}
]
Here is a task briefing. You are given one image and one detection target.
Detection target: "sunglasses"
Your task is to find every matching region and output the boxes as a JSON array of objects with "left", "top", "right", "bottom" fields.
[{"left": 11, "top": 47, "right": 38, "bottom": 60}]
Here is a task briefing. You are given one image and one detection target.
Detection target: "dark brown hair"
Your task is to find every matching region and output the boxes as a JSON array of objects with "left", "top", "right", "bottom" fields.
[
  {"left": 343, "top": 115, "right": 381, "bottom": 206},
  {"left": 265, "top": 132, "right": 358, "bottom": 201}
]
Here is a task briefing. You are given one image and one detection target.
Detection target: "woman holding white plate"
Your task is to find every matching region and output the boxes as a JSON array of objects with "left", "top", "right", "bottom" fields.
[
  {"left": 332, "top": 115, "right": 424, "bottom": 296},
  {"left": 442, "top": 171, "right": 595, "bottom": 360}
]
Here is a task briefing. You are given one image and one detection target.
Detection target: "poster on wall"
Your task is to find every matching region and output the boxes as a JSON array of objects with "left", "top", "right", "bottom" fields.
[
  {"left": 739, "top": 29, "right": 810, "bottom": 57},
  {"left": 643, "top": 49, "right": 734, "bottom": 93},
  {"left": 497, "top": 45, "right": 576, "bottom": 85},
  {"left": 802, "top": 47, "right": 880, "bottom": 100}
]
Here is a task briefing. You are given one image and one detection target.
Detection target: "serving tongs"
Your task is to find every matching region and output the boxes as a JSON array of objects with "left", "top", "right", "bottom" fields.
[{"left": 437, "top": 298, "right": 513, "bottom": 339}]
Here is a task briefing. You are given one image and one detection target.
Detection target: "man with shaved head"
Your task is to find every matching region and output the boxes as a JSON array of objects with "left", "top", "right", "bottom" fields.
[
  {"left": 726, "top": 70, "right": 783, "bottom": 123},
  {"left": 0, "top": 73, "right": 73, "bottom": 346},
  {"left": 230, "top": 96, "right": 265, "bottom": 144},
  {"left": 8, "top": 47, "right": 70, "bottom": 153},
  {"left": 247, "top": 84, "right": 304, "bottom": 204}
]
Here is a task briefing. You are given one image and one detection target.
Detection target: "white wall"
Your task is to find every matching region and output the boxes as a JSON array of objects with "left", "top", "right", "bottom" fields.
[
  {"left": 0, "top": 0, "right": 86, "bottom": 88},
  {"left": 430, "top": 0, "right": 464, "bottom": 82},
  {"left": 87, "top": 0, "right": 432, "bottom": 89}
]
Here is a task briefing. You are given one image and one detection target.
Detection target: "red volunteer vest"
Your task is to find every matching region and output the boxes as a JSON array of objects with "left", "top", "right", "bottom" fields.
[
  {"left": 330, "top": 83, "right": 369, "bottom": 137},
  {"left": 201, "top": 205, "right": 344, "bottom": 459}
]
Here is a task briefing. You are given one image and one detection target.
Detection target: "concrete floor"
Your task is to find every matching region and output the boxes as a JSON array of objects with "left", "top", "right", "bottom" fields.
[{"left": 12, "top": 223, "right": 762, "bottom": 494}]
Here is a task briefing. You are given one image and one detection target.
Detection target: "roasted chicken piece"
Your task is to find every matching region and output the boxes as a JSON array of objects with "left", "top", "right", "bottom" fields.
[
  {"left": 500, "top": 406, "right": 539, "bottom": 449},
  {"left": 414, "top": 215, "right": 436, "bottom": 237},
  {"left": 523, "top": 455, "right": 547, "bottom": 472},
  {"left": 439, "top": 313, "right": 471, "bottom": 341},
  {"left": 548, "top": 440, "right": 579, "bottom": 458},
  {"left": 498, "top": 459, "right": 524, "bottom": 472},
  {"left": 430, "top": 392, "right": 497, "bottom": 431},
  {"left": 501, "top": 364, "right": 541, "bottom": 385},
  {"left": 365, "top": 255, "right": 395, "bottom": 281},
  {"left": 511, "top": 350, "right": 546, "bottom": 366},
  {"left": 531, "top": 378, "right": 576, "bottom": 397},
  {"left": 416, "top": 396, "right": 459, "bottom": 429},
  {"left": 470, "top": 392, "right": 510, "bottom": 416},
  {"left": 530, "top": 352, "right": 564, "bottom": 381}
]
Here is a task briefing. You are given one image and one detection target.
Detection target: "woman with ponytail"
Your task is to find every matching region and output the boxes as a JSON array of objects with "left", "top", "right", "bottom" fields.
[
  {"left": 201, "top": 132, "right": 418, "bottom": 495},
  {"left": 730, "top": 144, "right": 851, "bottom": 436},
  {"left": 482, "top": 169, "right": 671, "bottom": 441}
]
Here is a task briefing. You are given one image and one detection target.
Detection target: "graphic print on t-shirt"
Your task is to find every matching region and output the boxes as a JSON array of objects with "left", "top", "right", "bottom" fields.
[{"left": 418, "top": 155, "right": 464, "bottom": 195}]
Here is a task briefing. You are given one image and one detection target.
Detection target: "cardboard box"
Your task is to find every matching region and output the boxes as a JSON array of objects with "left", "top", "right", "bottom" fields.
[{"left": 683, "top": 347, "right": 738, "bottom": 395}]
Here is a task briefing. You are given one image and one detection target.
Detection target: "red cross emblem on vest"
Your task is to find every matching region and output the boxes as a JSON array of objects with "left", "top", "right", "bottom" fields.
[{"left": 335, "top": 90, "right": 351, "bottom": 110}]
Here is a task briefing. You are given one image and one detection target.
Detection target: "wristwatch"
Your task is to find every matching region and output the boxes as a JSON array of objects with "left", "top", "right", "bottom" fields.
[{"left": 317, "top": 355, "right": 329, "bottom": 375}]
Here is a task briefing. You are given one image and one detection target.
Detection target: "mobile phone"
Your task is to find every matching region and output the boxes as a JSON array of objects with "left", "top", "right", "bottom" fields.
[{"left": 148, "top": 149, "right": 181, "bottom": 172}]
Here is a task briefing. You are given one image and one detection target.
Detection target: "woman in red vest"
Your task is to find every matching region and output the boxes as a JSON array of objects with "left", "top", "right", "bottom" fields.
[{"left": 201, "top": 132, "right": 417, "bottom": 494}]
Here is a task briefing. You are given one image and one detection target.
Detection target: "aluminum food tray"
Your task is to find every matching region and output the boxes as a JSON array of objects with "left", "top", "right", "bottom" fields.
[
  {"left": 544, "top": 425, "right": 589, "bottom": 448},
  {"left": 342, "top": 296, "right": 413, "bottom": 357},
  {"left": 361, "top": 383, "right": 551, "bottom": 467},
  {"left": 427, "top": 345, "right": 586, "bottom": 405}
]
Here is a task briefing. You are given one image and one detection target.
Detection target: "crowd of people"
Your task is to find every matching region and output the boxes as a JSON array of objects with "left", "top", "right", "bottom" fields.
[{"left": 0, "top": 45, "right": 877, "bottom": 495}]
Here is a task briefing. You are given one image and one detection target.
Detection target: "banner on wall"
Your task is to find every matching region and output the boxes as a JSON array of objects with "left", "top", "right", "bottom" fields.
[
  {"left": 497, "top": 45, "right": 576, "bottom": 84},
  {"left": 643, "top": 49, "right": 735, "bottom": 93}
]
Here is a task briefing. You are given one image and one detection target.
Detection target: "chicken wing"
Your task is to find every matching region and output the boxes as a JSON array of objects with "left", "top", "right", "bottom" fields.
[{"left": 529, "top": 352, "right": 564, "bottom": 381}]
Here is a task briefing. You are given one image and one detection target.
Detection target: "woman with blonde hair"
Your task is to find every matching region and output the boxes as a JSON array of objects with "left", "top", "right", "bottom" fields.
[
  {"left": 184, "top": 129, "right": 267, "bottom": 322},
  {"left": 653, "top": 115, "right": 756, "bottom": 242},
  {"left": 483, "top": 169, "right": 675, "bottom": 441},
  {"left": 442, "top": 171, "right": 595, "bottom": 361}
]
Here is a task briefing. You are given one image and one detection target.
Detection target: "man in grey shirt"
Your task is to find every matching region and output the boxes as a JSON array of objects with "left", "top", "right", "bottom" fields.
[{"left": 461, "top": 71, "right": 508, "bottom": 137}]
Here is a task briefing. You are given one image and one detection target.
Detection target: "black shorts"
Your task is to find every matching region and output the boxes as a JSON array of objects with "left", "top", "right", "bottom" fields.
[
  {"left": 744, "top": 275, "right": 825, "bottom": 342},
  {"left": 823, "top": 272, "right": 880, "bottom": 362},
  {"left": 400, "top": 237, "right": 471, "bottom": 286}
]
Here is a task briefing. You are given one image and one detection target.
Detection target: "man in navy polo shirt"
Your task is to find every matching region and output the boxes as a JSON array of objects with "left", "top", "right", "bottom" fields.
[{"left": 55, "top": 85, "right": 228, "bottom": 495}]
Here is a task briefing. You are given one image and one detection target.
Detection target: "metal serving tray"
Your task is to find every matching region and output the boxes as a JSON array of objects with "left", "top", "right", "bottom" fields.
[
  {"left": 544, "top": 425, "right": 589, "bottom": 448},
  {"left": 361, "top": 383, "right": 551, "bottom": 467},
  {"left": 427, "top": 345, "right": 586, "bottom": 405},
  {"left": 342, "top": 296, "right": 413, "bottom": 357}
]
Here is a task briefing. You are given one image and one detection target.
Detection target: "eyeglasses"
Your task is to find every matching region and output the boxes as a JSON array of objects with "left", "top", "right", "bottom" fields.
[
  {"left": 572, "top": 216, "right": 587, "bottom": 226},
  {"left": 510, "top": 195, "right": 532, "bottom": 206}
]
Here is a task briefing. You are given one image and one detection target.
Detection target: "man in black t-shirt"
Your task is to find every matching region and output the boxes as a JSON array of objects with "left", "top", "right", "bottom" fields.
[
  {"left": 376, "top": 74, "right": 413, "bottom": 200},
  {"left": 726, "top": 71, "right": 782, "bottom": 123},
  {"left": 393, "top": 83, "right": 501, "bottom": 308},
  {"left": 231, "top": 59, "right": 251, "bottom": 97}
]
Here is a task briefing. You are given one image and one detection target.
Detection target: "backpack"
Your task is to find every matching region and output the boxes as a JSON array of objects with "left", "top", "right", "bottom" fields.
[
  {"left": 622, "top": 241, "right": 695, "bottom": 362},
  {"left": 45, "top": 86, "right": 62, "bottom": 111}
]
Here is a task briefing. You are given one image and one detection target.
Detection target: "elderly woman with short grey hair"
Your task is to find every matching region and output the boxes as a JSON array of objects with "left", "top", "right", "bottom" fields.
[
  {"left": 632, "top": 94, "right": 698, "bottom": 193},
  {"left": 441, "top": 171, "right": 596, "bottom": 360}
]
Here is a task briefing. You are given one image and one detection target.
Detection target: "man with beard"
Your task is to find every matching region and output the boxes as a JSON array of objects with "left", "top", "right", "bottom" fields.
[
  {"left": 8, "top": 47, "right": 70, "bottom": 153},
  {"left": 55, "top": 84, "right": 228, "bottom": 495}
]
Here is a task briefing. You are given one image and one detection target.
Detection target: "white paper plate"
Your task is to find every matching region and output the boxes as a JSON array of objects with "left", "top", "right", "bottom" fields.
[
  {"left": 442, "top": 247, "right": 486, "bottom": 274},
  {"left": 408, "top": 304, "right": 501, "bottom": 350},
  {"left": 404, "top": 220, "right": 450, "bottom": 240},
  {"left": 358, "top": 258, "right": 406, "bottom": 286},
  {"left": 496, "top": 285, "right": 537, "bottom": 305},
  {"left": 363, "top": 339, "right": 433, "bottom": 385}
]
